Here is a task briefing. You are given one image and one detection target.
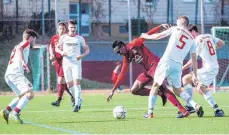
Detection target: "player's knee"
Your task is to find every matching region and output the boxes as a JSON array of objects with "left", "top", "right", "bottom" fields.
[
  {"left": 25, "top": 91, "right": 34, "bottom": 100},
  {"left": 58, "top": 77, "right": 65, "bottom": 84},
  {"left": 130, "top": 88, "right": 138, "bottom": 95}
]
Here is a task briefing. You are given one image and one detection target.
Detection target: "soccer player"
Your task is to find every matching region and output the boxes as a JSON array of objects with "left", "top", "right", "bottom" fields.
[
  {"left": 56, "top": 20, "right": 90, "bottom": 112},
  {"left": 111, "top": 61, "right": 122, "bottom": 92},
  {"left": 140, "top": 16, "right": 204, "bottom": 118},
  {"left": 0, "top": 29, "right": 38, "bottom": 124},
  {"left": 107, "top": 24, "right": 189, "bottom": 118},
  {"left": 49, "top": 22, "right": 75, "bottom": 107},
  {"left": 181, "top": 25, "right": 225, "bottom": 117}
]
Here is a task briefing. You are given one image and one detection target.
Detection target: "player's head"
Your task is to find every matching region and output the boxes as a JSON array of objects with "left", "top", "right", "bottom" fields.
[
  {"left": 23, "top": 29, "right": 38, "bottom": 45},
  {"left": 112, "top": 40, "right": 127, "bottom": 56},
  {"left": 177, "top": 16, "right": 189, "bottom": 27},
  {"left": 58, "top": 22, "right": 66, "bottom": 35},
  {"left": 68, "top": 20, "right": 77, "bottom": 34},
  {"left": 188, "top": 24, "right": 199, "bottom": 38}
]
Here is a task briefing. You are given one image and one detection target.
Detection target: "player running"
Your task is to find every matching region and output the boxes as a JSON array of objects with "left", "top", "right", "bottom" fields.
[
  {"left": 107, "top": 24, "right": 189, "bottom": 118},
  {"left": 0, "top": 29, "right": 38, "bottom": 124},
  {"left": 181, "top": 25, "right": 225, "bottom": 117},
  {"left": 49, "top": 22, "right": 75, "bottom": 107},
  {"left": 56, "top": 20, "right": 90, "bottom": 112}
]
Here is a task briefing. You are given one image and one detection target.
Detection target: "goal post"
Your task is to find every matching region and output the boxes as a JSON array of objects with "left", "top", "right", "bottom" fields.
[
  {"left": 29, "top": 44, "right": 51, "bottom": 91},
  {"left": 211, "top": 27, "right": 229, "bottom": 92}
]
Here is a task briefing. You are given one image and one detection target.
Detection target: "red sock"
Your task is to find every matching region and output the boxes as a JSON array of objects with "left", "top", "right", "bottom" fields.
[
  {"left": 57, "top": 84, "right": 65, "bottom": 99},
  {"left": 165, "top": 90, "right": 186, "bottom": 113},
  {"left": 6, "top": 106, "right": 12, "bottom": 112},
  {"left": 14, "top": 107, "right": 21, "bottom": 114}
]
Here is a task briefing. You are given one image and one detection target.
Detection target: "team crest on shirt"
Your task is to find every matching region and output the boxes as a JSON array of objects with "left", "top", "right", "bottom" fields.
[{"left": 131, "top": 49, "right": 143, "bottom": 63}]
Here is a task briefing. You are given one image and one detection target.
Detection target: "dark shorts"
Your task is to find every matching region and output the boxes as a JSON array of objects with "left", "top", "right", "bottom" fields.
[
  {"left": 136, "top": 66, "right": 167, "bottom": 92},
  {"left": 55, "top": 60, "right": 64, "bottom": 77}
]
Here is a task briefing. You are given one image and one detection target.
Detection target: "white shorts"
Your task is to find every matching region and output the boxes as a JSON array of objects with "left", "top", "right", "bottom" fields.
[
  {"left": 154, "top": 60, "right": 182, "bottom": 88},
  {"left": 197, "top": 68, "right": 218, "bottom": 87},
  {"left": 63, "top": 64, "right": 82, "bottom": 83},
  {"left": 5, "top": 74, "right": 33, "bottom": 96}
]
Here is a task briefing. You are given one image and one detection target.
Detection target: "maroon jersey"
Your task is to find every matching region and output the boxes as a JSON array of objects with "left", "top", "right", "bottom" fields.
[
  {"left": 50, "top": 34, "right": 62, "bottom": 61},
  {"left": 125, "top": 38, "right": 160, "bottom": 71}
]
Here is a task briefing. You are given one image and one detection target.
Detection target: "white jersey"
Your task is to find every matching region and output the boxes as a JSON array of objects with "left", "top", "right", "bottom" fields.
[
  {"left": 59, "top": 34, "right": 87, "bottom": 65},
  {"left": 160, "top": 26, "right": 196, "bottom": 64},
  {"left": 196, "top": 34, "right": 220, "bottom": 69},
  {"left": 5, "top": 41, "right": 30, "bottom": 76}
]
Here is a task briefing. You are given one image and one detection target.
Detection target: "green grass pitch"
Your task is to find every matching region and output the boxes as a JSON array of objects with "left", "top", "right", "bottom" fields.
[{"left": 0, "top": 92, "right": 229, "bottom": 134}]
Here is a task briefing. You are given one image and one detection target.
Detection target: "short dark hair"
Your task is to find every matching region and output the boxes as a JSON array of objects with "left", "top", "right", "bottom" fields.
[
  {"left": 23, "top": 29, "right": 38, "bottom": 40},
  {"left": 68, "top": 20, "right": 77, "bottom": 25},
  {"left": 58, "top": 21, "right": 66, "bottom": 27},
  {"left": 189, "top": 24, "right": 198, "bottom": 32},
  {"left": 112, "top": 40, "right": 125, "bottom": 49}
]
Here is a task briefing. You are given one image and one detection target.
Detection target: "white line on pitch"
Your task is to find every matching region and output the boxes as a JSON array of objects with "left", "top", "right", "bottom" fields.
[{"left": 24, "top": 120, "right": 85, "bottom": 134}]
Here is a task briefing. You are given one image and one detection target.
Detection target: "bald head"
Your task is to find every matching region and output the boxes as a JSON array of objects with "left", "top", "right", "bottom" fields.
[{"left": 177, "top": 16, "right": 189, "bottom": 27}]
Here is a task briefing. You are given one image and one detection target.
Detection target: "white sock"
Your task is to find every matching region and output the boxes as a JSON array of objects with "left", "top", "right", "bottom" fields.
[
  {"left": 7, "top": 97, "right": 19, "bottom": 111},
  {"left": 184, "top": 84, "right": 193, "bottom": 107},
  {"left": 180, "top": 91, "right": 197, "bottom": 108},
  {"left": 148, "top": 95, "right": 157, "bottom": 114},
  {"left": 74, "top": 85, "right": 81, "bottom": 106},
  {"left": 203, "top": 91, "right": 217, "bottom": 109},
  {"left": 69, "top": 87, "right": 75, "bottom": 98},
  {"left": 15, "top": 95, "right": 29, "bottom": 111}
]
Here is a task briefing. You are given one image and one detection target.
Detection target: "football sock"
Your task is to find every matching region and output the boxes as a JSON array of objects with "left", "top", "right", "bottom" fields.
[
  {"left": 74, "top": 85, "right": 81, "bottom": 106},
  {"left": 6, "top": 97, "right": 19, "bottom": 113},
  {"left": 165, "top": 90, "right": 186, "bottom": 112},
  {"left": 180, "top": 91, "right": 197, "bottom": 108},
  {"left": 57, "top": 84, "right": 65, "bottom": 100},
  {"left": 14, "top": 95, "right": 29, "bottom": 114},
  {"left": 69, "top": 87, "right": 75, "bottom": 98},
  {"left": 148, "top": 95, "right": 157, "bottom": 114},
  {"left": 184, "top": 84, "right": 193, "bottom": 107},
  {"left": 203, "top": 91, "right": 218, "bottom": 110}
]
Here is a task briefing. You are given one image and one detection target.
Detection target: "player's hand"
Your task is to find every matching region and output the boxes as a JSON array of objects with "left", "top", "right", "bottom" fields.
[
  {"left": 76, "top": 55, "right": 83, "bottom": 60},
  {"left": 192, "top": 76, "right": 198, "bottom": 86},
  {"left": 140, "top": 33, "right": 149, "bottom": 39},
  {"left": 50, "top": 54, "right": 55, "bottom": 61},
  {"left": 160, "top": 24, "right": 172, "bottom": 29},
  {"left": 107, "top": 90, "right": 115, "bottom": 102},
  {"left": 23, "top": 64, "right": 30, "bottom": 73}
]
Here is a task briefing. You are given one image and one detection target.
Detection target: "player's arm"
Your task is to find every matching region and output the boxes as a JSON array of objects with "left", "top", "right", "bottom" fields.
[
  {"left": 17, "top": 46, "right": 30, "bottom": 73},
  {"left": 107, "top": 58, "right": 129, "bottom": 102},
  {"left": 216, "top": 39, "right": 225, "bottom": 49},
  {"left": 182, "top": 59, "right": 192, "bottom": 70},
  {"left": 55, "top": 36, "right": 66, "bottom": 56},
  {"left": 190, "top": 42, "right": 198, "bottom": 86},
  {"left": 49, "top": 38, "right": 56, "bottom": 61},
  {"left": 77, "top": 38, "right": 90, "bottom": 60},
  {"left": 140, "top": 26, "right": 173, "bottom": 40}
]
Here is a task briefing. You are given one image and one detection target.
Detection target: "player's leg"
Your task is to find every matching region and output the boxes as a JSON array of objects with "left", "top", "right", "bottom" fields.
[
  {"left": 181, "top": 72, "right": 196, "bottom": 113},
  {"left": 159, "top": 82, "right": 188, "bottom": 115},
  {"left": 7, "top": 74, "right": 34, "bottom": 124},
  {"left": 0, "top": 76, "right": 20, "bottom": 124},
  {"left": 145, "top": 63, "right": 166, "bottom": 118},
  {"left": 72, "top": 64, "right": 82, "bottom": 112},
  {"left": 197, "top": 69, "right": 224, "bottom": 117},
  {"left": 169, "top": 64, "right": 203, "bottom": 118}
]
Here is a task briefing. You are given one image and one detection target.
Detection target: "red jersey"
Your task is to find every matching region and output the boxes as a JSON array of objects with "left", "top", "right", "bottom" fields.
[
  {"left": 49, "top": 34, "right": 62, "bottom": 60},
  {"left": 113, "top": 25, "right": 161, "bottom": 90}
]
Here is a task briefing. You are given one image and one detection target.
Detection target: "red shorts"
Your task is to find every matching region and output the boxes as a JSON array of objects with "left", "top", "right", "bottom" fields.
[
  {"left": 136, "top": 65, "right": 167, "bottom": 91},
  {"left": 55, "top": 60, "right": 64, "bottom": 77}
]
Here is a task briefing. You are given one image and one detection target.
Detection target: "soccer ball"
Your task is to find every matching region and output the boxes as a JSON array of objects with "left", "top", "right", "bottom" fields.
[{"left": 113, "top": 105, "right": 127, "bottom": 119}]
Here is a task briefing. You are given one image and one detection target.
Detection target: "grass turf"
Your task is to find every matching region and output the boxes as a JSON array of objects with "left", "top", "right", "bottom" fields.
[{"left": 0, "top": 92, "right": 229, "bottom": 134}]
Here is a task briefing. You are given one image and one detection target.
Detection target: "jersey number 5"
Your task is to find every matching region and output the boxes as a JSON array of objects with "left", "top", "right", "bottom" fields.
[
  {"left": 206, "top": 40, "right": 215, "bottom": 56},
  {"left": 176, "top": 34, "right": 188, "bottom": 49}
]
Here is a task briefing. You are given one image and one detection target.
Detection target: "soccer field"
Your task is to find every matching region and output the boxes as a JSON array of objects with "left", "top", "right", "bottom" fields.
[{"left": 0, "top": 91, "right": 229, "bottom": 134}]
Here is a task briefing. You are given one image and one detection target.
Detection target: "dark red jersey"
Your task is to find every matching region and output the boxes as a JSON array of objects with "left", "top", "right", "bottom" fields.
[{"left": 49, "top": 34, "right": 62, "bottom": 60}]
